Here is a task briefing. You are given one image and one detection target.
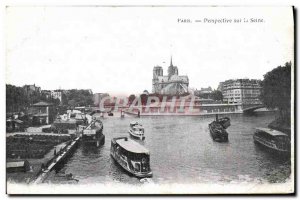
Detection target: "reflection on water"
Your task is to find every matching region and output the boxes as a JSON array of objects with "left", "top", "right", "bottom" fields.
[{"left": 46, "top": 112, "right": 291, "bottom": 185}]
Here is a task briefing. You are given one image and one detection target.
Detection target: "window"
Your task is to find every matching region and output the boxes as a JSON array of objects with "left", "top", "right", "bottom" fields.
[{"left": 135, "top": 163, "right": 141, "bottom": 172}]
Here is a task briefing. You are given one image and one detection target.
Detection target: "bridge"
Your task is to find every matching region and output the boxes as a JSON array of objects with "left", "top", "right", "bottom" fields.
[{"left": 242, "top": 104, "right": 265, "bottom": 113}]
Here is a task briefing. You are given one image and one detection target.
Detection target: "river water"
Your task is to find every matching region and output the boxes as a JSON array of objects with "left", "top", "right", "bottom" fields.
[{"left": 46, "top": 112, "right": 291, "bottom": 185}]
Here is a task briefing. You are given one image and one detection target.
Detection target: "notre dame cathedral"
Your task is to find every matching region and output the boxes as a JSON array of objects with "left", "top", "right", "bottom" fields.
[{"left": 152, "top": 57, "right": 190, "bottom": 95}]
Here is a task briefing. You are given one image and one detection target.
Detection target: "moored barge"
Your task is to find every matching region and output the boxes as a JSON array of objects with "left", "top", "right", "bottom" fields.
[{"left": 253, "top": 127, "right": 290, "bottom": 155}]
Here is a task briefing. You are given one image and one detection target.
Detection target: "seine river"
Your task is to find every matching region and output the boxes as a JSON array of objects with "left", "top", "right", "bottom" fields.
[{"left": 46, "top": 112, "right": 291, "bottom": 185}]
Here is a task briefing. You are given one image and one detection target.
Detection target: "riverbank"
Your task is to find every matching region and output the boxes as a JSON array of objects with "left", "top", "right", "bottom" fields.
[
  {"left": 33, "top": 137, "right": 80, "bottom": 184},
  {"left": 6, "top": 133, "right": 73, "bottom": 183},
  {"left": 7, "top": 142, "right": 70, "bottom": 183}
]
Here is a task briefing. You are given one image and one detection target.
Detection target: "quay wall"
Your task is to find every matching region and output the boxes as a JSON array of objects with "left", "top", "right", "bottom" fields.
[
  {"left": 123, "top": 103, "right": 243, "bottom": 116},
  {"left": 33, "top": 137, "right": 80, "bottom": 184}
]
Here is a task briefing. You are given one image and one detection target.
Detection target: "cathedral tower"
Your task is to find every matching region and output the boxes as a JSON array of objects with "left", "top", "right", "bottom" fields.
[
  {"left": 168, "top": 56, "right": 178, "bottom": 79},
  {"left": 152, "top": 66, "right": 163, "bottom": 93}
]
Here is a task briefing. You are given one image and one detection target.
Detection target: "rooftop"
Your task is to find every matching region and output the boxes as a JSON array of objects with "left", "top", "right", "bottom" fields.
[
  {"left": 116, "top": 138, "right": 149, "bottom": 154},
  {"left": 256, "top": 127, "right": 288, "bottom": 137},
  {"left": 32, "top": 101, "right": 53, "bottom": 107},
  {"left": 7, "top": 161, "right": 27, "bottom": 168}
]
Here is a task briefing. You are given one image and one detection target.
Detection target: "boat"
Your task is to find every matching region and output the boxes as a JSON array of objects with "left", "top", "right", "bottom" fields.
[
  {"left": 208, "top": 121, "right": 228, "bottom": 142},
  {"left": 128, "top": 121, "right": 145, "bottom": 140},
  {"left": 253, "top": 127, "right": 291, "bottom": 155},
  {"left": 108, "top": 112, "right": 114, "bottom": 116},
  {"left": 218, "top": 117, "right": 231, "bottom": 129},
  {"left": 110, "top": 137, "right": 152, "bottom": 178},
  {"left": 208, "top": 115, "right": 230, "bottom": 142},
  {"left": 81, "top": 119, "right": 105, "bottom": 147}
]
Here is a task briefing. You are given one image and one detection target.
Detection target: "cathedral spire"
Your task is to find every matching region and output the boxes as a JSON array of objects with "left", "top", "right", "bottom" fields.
[{"left": 170, "top": 56, "right": 173, "bottom": 66}]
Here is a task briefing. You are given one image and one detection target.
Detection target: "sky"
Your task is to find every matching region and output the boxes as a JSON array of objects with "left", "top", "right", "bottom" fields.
[{"left": 6, "top": 6, "right": 294, "bottom": 95}]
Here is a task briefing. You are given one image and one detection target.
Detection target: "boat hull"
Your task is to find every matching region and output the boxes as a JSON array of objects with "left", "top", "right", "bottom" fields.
[
  {"left": 82, "top": 134, "right": 105, "bottom": 147},
  {"left": 129, "top": 131, "right": 145, "bottom": 140},
  {"left": 253, "top": 135, "right": 290, "bottom": 156},
  {"left": 110, "top": 152, "right": 152, "bottom": 178}
]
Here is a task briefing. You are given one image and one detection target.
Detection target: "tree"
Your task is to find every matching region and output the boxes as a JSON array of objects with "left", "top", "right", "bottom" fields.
[
  {"left": 211, "top": 90, "right": 223, "bottom": 101},
  {"left": 63, "top": 89, "right": 94, "bottom": 107},
  {"left": 6, "top": 84, "right": 28, "bottom": 112},
  {"left": 260, "top": 62, "right": 291, "bottom": 124},
  {"left": 61, "top": 92, "right": 68, "bottom": 105},
  {"left": 50, "top": 98, "right": 60, "bottom": 106}
]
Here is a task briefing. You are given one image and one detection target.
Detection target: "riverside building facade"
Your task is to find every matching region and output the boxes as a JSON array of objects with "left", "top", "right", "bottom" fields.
[{"left": 218, "top": 79, "right": 262, "bottom": 104}]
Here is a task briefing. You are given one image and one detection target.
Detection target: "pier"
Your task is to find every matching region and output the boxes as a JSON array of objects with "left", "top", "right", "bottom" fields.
[{"left": 33, "top": 137, "right": 80, "bottom": 184}]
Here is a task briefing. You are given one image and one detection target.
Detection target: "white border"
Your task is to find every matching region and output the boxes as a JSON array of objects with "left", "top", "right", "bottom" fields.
[{"left": 1, "top": 0, "right": 298, "bottom": 199}]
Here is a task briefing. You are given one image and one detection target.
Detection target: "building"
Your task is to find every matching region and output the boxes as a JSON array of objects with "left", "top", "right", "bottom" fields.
[
  {"left": 51, "top": 90, "right": 63, "bottom": 103},
  {"left": 23, "top": 84, "right": 41, "bottom": 95},
  {"left": 30, "top": 101, "right": 55, "bottom": 125},
  {"left": 217, "top": 82, "right": 224, "bottom": 91},
  {"left": 41, "top": 90, "right": 52, "bottom": 99},
  {"left": 218, "top": 79, "right": 262, "bottom": 104},
  {"left": 199, "top": 87, "right": 213, "bottom": 94},
  {"left": 7, "top": 160, "right": 30, "bottom": 173},
  {"left": 194, "top": 87, "right": 213, "bottom": 99},
  {"left": 152, "top": 57, "right": 189, "bottom": 95},
  {"left": 41, "top": 90, "right": 63, "bottom": 104}
]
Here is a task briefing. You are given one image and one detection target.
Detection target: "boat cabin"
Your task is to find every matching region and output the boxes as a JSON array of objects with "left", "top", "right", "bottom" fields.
[
  {"left": 132, "top": 125, "right": 144, "bottom": 133},
  {"left": 254, "top": 128, "right": 290, "bottom": 151},
  {"left": 130, "top": 122, "right": 144, "bottom": 132},
  {"left": 130, "top": 121, "right": 139, "bottom": 127}
]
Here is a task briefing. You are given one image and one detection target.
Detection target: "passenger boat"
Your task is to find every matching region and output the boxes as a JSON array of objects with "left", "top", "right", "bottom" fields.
[
  {"left": 253, "top": 127, "right": 291, "bottom": 155},
  {"left": 82, "top": 119, "right": 105, "bottom": 147},
  {"left": 110, "top": 137, "right": 152, "bottom": 178},
  {"left": 208, "top": 121, "right": 228, "bottom": 142},
  {"left": 128, "top": 121, "right": 145, "bottom": 140}
]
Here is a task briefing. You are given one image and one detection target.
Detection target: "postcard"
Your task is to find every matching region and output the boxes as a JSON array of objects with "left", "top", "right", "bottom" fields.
[{"left": 5, "top": 6, "right": 294, "bottom": 194}]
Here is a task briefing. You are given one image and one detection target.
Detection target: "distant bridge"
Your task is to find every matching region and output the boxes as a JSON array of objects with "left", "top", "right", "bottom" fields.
[{"left": 242, "top": 104, "right": 265, "bottom": 113}]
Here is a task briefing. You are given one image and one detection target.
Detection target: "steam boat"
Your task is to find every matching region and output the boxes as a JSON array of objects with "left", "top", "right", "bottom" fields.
[
  {"left": 208, "top": 115, "right": 231, "bottom": 142},
  {"left": 110, "top": 137, "right": 152, "bottom": 178},
  {"left": 82, "top": 119, "right": 105, "bottom": 147},
  {"left": 128, "top": 122, "right": 145, "bottom": 140}
]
